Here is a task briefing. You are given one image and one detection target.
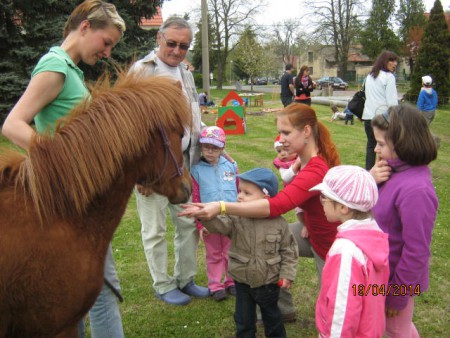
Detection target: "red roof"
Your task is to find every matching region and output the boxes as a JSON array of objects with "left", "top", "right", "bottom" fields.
[{"left": 140, "top": 6, "right": 163, "bottom": 29}]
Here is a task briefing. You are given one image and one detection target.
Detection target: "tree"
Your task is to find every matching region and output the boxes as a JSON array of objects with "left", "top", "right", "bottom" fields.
[
  {"left": 0, "top": 0, "right": 162, "bottom": 123},
  {"left": 360, "top": 0, "right": 401, "bottom": 59},
  {"left": 396, "top": 0, "right": 427, "bottom": 73},
  {"left": 406, "top": 0, "right": 450, "bottom": 103},
  {"left": 233, "top": 26, "right": 264, "bottom": 92},
  {"left": 304, "top": 0, "right": 363, "bottom": 80},
  {"left": 207, "top": 0, "right": 259, "bottom": 89},
  {"left": 191, "top": 13, "right": 217, "bottom": 73},
  {"left": 396, "top": 0, "right": 426, "bottom": 44},
  {"left": 272, "top": 20, "right": 300, "bottom": 66}
]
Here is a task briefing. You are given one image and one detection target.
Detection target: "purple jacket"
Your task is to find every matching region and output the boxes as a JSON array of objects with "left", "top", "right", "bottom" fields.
[{"left": 372, "top": 159, "right": 438, "bottom": 310}]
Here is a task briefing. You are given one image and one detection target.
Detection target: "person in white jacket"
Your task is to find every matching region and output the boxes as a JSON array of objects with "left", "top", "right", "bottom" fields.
[
  {"left": 362, "top": 51, "right": 399, "bottom": 170},
  {"left": 310, "top": 165, "right": 389, "bottom": 338}
]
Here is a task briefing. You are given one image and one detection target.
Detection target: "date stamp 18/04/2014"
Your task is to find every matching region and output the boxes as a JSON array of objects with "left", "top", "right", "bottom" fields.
[{"left": 352, "top": 284, "right": 421, "bottom": 297}]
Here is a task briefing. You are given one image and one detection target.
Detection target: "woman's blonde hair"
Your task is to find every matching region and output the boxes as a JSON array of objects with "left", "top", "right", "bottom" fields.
[{"left": 63, "top": 0, "right": 126, "bottom": 38}]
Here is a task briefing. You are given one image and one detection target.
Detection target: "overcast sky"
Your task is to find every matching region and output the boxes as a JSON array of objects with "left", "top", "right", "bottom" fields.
[{"left": 161, "top": 0, "right": 449, "bottom": 25}]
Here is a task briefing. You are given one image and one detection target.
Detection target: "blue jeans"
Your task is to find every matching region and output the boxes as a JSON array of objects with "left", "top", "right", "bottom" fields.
[
  {"left": 234, "top": 281, "right": 285, "bottom": 338},
  {"left": 78, "top": 244, "right": 124, "bottom": 338}
]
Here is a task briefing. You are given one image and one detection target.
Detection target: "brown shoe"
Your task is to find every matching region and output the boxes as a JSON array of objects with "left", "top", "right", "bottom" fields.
[
  {"left": 282, "top": 312, "right": 297, "bottom": 323},
  {"left": 212, "top": 289, "right": 227, "bottom": 301}
]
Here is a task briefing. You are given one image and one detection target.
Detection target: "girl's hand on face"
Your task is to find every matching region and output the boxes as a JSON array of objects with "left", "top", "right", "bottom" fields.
[
  {"left": 370, "top": 159, "right": 392, "bottom": 184},
  {"left": 385, "top": 306, "right": 400, "bottom": 318}
]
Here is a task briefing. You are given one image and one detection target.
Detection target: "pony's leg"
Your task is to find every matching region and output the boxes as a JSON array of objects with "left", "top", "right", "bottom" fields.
[{"left": 54, "top": 325, "right": 78, "bottom": 338}]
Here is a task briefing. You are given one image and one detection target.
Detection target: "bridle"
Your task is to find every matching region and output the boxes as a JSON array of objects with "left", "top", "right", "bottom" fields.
[{"left": 138, "top": 121, "right": 185, "bottom": 186}]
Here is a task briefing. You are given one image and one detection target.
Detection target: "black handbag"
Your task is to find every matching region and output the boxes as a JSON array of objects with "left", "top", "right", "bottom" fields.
[{"left": 347, "top": 82, "right": 365, "bottom": 119}]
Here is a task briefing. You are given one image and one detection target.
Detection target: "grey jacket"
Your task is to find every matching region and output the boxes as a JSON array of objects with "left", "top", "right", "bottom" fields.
[
  {"left": 129, "top": 51, "right": 203, "bottom": 167},
  {"left": 202, "top": 215, "right": 299, "bottom": 288}
]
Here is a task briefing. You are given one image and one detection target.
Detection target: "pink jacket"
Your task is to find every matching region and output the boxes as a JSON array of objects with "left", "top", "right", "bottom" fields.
[{"left": 316, "top": 219, "right": 389, "bottom": 338}]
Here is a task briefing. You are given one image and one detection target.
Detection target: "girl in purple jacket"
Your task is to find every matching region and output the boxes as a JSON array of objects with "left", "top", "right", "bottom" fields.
[{"left": 370, "top": 104, "right": 438, "bottom": 338}]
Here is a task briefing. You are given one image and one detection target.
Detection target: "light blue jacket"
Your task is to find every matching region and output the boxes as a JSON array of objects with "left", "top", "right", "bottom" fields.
[{"left": 191, "top": 156, "right": 238, "bottom": 203}]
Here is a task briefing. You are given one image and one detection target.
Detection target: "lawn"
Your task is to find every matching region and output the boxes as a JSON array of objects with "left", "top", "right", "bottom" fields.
[{"left": 0, "top": 91, "right": 448, "bottom": 337}]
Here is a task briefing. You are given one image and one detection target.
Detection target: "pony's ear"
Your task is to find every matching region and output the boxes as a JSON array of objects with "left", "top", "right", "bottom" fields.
[{"left": 174, "top": 80, "right": 182, "bottom": 90}]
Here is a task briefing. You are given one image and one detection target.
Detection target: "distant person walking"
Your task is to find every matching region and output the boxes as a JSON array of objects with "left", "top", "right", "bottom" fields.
[
  {"left": 280, "top": 64, "right": 295, "bottom": 107},
  {"left": 361, "top": 51, "right": 399, "bottom": 170},
  {"left": 417, "top": 75, "right": 438, "bottom": 125}
]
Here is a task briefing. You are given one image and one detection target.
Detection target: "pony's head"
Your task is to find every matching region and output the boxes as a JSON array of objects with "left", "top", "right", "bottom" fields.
[{"left": 14, "top": 73, "right": 192, "bottom": 221}]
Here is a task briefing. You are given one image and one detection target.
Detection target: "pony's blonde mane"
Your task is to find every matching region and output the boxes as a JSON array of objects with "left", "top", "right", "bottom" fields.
[{"left": 1, "top": 74, "right": 190, "bottom": 222}]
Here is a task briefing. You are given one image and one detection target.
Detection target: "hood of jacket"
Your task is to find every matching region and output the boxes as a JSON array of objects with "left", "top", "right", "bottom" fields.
[{"left": 336, "top": 219, "right": 389, "bottom": 273}]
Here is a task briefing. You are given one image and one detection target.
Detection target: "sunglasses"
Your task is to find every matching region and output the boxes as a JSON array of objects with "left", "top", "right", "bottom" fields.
[{"left": 160, "top": 33, "right": 190, "bottom": 51}]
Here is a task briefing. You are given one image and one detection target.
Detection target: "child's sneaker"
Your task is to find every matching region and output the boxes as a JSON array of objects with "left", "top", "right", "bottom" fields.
[
  {"left": 212, "top": 289, "right": 227, "bottom": 301},
  {"left": 226, "top": 285, "right": 236, "bottom": 296}
]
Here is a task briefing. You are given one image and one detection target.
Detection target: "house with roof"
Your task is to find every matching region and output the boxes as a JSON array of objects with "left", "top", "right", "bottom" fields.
[{"left": 298, "top": 45, "right": 373, "bottom": 82}]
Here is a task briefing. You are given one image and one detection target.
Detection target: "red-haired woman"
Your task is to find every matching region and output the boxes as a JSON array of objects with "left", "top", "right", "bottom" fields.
[{"left": 180, "top": 103, "right": 340, "bottom": 321}]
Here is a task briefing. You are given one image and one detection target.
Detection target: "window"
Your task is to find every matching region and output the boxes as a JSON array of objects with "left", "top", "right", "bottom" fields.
[{"left": 308, "top": 52, "right": 313, "bottom": 63}]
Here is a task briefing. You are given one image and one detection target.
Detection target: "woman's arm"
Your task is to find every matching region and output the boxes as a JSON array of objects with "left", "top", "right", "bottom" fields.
[
  {"left": 180, "top": 198, "right": 270, "bottom": 220},
  {"left": 2, "top": 71, "right": 64, "bottom": 150}
]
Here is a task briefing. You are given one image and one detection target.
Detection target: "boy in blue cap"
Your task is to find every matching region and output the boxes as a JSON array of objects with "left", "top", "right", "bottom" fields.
[{"left": 197, "top": 168, "right": 298, "bottom": 338}]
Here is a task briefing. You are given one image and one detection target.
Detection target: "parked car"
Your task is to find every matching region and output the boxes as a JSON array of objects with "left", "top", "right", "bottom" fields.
[
  {"left": 271, "top": 78, "right": 280, "bottom": 85},
  {"left": 316, "top": 76, "right": 348, "bottom": 90},
  {"left": 254, "top": 77, "right": 268, "bottom": 85}
]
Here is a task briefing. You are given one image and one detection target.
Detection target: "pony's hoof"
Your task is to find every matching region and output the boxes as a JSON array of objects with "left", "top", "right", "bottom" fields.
[{"left": 156, "top": 288, "right": 191, "bottom": 305}]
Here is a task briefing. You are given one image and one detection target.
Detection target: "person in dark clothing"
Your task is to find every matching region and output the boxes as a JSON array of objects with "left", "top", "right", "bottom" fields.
[{"left": 280, "top": 64, "right": 295, "bottom": 107}]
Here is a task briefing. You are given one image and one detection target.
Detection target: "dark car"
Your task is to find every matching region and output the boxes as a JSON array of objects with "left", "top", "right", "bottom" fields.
[
  {"left": 317, "top": 76, "right": 348, "bottom": 90},
  {"left": 254, "top": 77, "right": 268, "bottom": 85}
]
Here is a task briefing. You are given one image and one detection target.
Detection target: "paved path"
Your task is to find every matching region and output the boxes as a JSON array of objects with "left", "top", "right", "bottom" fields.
[{"left": 219, "top": 85, "right": 404, "bottom": 108}]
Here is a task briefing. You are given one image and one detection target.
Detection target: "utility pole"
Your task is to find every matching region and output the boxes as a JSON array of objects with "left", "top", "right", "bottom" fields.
[{"left": 201, "top": 0, "right": 210, "bottom": 93}]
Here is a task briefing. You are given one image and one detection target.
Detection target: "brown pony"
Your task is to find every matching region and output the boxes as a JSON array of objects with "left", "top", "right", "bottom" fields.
[{"left": 0, "top": 74, "right": 192, "bottom": 338}]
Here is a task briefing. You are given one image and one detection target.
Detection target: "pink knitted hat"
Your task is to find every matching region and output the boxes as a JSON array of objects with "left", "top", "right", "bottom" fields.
[{"left": 310, "top": 165, "right": 378, "bottom": 212}]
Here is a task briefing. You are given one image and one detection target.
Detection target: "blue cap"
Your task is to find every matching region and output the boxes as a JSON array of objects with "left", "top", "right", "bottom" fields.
[{"left": 237, "top": 168, "right": 279, "bottom": 197}]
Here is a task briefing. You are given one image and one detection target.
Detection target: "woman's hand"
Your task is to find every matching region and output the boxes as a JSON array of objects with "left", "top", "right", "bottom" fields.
[
  {"left": 301, "top": 225, "right": 309, "bottom": 239},
  {"left": 370, "top": 159, "right": 392, "bottom": 184},
  {"left": 179, "top": 202, "right": 221, "bottom": 220}
]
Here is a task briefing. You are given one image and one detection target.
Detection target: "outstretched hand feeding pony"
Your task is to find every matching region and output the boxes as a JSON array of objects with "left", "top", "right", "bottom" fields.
[{"left": 0, "top": 74, "right": 192, "bottom": 337}]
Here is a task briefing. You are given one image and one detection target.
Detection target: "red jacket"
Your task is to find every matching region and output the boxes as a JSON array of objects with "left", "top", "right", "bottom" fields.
[{"left": 269, "top": 156, "right": 339, "bottom": 259}]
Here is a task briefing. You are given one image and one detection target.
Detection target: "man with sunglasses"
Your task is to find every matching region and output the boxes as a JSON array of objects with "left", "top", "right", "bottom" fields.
[{"left": 129, "top": 16, "right": 209, "bottom": 306}]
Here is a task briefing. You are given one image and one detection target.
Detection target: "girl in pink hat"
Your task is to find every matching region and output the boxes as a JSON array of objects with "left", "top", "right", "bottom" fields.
[
  {"left": 311, "top": 165, "right": 389, "bottom": 337},
  {"left": 190, "top": 126, "right": 238, "bottom": 301}
]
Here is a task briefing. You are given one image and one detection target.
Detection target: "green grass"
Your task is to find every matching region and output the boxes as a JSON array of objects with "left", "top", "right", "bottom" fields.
[{"left": 1, "top": 95, "right": 449, "bottom": 337}]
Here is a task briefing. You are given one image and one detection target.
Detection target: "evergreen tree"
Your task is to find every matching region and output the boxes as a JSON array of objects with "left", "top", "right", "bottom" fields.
[
  {"left": 0, "top": 0, "right": 162, "bottom": 123},
  {"left": 406, "top": 0, "right": 450, "bottom": 103},
  {"left": 360, "top": 0, "right": 401, "bottom": 58}
]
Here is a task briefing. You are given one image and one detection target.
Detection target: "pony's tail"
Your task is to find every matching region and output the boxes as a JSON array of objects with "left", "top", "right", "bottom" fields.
[{"left": 316, "top": 121, "right": 340, "bottom": 168}]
